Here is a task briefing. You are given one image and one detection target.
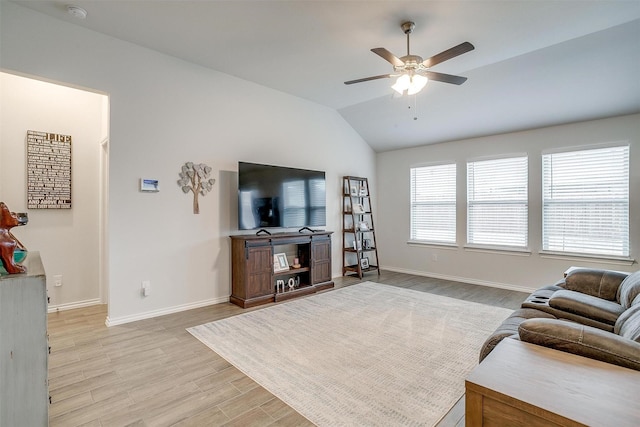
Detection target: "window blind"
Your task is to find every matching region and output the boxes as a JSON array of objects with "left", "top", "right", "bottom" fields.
[
  {"left": 410, "top": 163, "right": 456, "bottom": 243},
  {"left": 467, "top": 156, "right": 528, "bottom": 248},
  {"left": 542, "top": 145, "right": 629, "bottom": 257}
]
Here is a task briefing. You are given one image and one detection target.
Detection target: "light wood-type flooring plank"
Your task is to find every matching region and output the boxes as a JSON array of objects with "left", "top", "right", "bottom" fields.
[{"left": 47, "top": 270, "right": 529, "bottom": 426}]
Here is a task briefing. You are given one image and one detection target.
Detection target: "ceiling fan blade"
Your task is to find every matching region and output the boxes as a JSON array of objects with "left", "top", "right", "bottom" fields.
[
  {"left": 371, "top": 48, "right": 405, "bottom": 67},
  {"left": 344, "top": 74, "right": 392, "bottom": 85},
  {"left": 422, "top": 42, "right": 475, "bottom": 68},
  {"left": 424, "top": 71, "right": 468, "bottom": 85}
]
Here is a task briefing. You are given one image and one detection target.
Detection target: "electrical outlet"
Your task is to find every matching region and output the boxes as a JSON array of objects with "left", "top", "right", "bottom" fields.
[
  {"left": 141, "top": 280, "right": 151, "bottom": 297},
  {"left": 53, "top": 275, "right": 63, "bottom": 287},
  {"left": 431, "top": 254, "right": 438, "bottom": 262}
]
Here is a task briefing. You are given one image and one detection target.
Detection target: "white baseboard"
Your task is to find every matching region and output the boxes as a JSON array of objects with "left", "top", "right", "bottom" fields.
[
  {"left": 105, "top": 296, "right": 229, "bottom": 327},
  {"left": 380, "top": 266, "right": 537, "bottom": 294},
  {"left": 48, "top": 298, "right": 102, "bottom": 313}
]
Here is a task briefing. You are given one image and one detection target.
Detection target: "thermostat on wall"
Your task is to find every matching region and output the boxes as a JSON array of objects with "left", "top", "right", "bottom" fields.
[{"left": 140, "top": 178, "right": 159, "bottom": 192}]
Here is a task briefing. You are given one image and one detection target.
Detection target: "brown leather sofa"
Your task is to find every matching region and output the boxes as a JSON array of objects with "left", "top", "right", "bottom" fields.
[{"left": 480, "top": 268, "right": 640, "bottom": 371}]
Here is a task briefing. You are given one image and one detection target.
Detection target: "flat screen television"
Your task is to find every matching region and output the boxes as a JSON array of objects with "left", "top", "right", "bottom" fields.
[{"left": 238, "top": 162, "right": 326, "bottom": 230}]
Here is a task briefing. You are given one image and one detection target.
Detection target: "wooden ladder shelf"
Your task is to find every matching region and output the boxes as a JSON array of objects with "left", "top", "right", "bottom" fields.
[{"left": 342, "top": 176, "right": 380, "bottom": 279}]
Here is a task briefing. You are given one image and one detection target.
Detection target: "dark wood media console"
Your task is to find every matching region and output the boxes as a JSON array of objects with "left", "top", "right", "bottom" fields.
[{"left": 230, "top": 232, "right": 334, "bottom": 308}]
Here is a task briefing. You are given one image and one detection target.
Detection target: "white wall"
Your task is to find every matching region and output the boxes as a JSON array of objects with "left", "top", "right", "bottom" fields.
[
  {"left": 377, "top": 114, "right": 640, "bottom": 292},
  {"left": 0, "top": 72, "right": 107, "bottom": 309},
  {"left": 1, "top": 2, "right": 375, "bottom": 324}
]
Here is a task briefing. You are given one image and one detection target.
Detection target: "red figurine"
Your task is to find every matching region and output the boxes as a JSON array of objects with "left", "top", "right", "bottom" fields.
[{"left": 0, "top": 202, "right": 28, "bottom": 274}]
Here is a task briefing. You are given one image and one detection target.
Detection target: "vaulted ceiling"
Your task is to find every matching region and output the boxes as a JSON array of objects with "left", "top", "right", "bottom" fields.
[{"left": 12, "top": 1, "right": 640, "bottom": 152}]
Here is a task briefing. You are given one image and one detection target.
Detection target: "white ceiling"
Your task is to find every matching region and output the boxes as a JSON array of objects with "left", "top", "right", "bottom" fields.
[{"left": 12, "top": 1, "right": 640, "bottom": 152}]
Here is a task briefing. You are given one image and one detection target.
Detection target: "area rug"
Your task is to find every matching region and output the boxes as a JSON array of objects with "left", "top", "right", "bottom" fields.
[{"left": 188, "top": 282, "right": 512, "bottom": 426}]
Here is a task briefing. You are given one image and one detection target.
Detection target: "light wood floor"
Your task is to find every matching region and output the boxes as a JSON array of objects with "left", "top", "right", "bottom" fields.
[{"left": 47, "top": 271, "right": 529, "bottom": 426}]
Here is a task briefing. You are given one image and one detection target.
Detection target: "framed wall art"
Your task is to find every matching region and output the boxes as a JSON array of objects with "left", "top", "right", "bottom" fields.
[{"left": 26, "top": 130, "right": 72, "bottom": 209}]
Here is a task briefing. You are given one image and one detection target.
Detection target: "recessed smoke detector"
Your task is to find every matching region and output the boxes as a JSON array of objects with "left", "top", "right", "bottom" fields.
[{"left": 66, "top": 5, "right": 87, "bottom": 19}]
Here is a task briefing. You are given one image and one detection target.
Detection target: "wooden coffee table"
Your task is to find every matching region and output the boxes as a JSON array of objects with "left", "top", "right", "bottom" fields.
[{"left": 465, "top": 339, "right": 640, "bottom": 426}]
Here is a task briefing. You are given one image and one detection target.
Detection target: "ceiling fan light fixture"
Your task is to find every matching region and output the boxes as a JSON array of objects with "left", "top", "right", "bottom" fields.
[
  {"left": 407, "top": 74, "right": 428, "bottom": 95},
  {"left": 391, "top": 74, "right": 410, "bottom": 94},
  {"left": 392, "top": 74, "right": 428, "bottom": 95},
  {"left": 344, "top": 21, "right": 474, "bottom": 92}
]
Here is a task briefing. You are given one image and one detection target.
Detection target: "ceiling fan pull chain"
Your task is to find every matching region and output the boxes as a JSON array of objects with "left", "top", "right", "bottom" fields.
[{"left": 406, "top": 94, "right": 419, "bottom": 120}]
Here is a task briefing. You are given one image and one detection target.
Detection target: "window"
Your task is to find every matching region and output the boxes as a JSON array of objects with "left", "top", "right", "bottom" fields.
[
  {"left": 542, "top": 145, "right": 629, "bottom": 257},
  {"left": 410, "top": 163, "right": 456, "bottom": 243},
  {"left": 467, "top": 156, "right": 528, "bottom": 248}
]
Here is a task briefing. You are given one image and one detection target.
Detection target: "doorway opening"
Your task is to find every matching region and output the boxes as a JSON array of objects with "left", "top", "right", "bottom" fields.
[{"left": 0, "top": 71, "right": 110, "bottom": 314}]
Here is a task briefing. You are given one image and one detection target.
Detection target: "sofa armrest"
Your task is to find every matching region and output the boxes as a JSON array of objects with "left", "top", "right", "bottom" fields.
[
  {"left": 549, "top": 290, "right": 625, "bottom": 325},
  {"left": 479, "top": 308, "right": 557, "bottom": 362},
  {"left": 518, "top": 318, "right": 640, "bottom": 371},
  {"left": 561, "top": 268, "right": 629, "bottom": 300}
]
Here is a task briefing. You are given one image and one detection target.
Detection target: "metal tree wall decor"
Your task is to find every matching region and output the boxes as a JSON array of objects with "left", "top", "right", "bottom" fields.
[{"left": 177, "top": 162, "right": 215, "bottom": 214}]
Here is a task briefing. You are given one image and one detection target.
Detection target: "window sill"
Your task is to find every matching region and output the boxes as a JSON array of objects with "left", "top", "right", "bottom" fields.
[
  {"left": 539, "top": 251, "right": 636, "bottom": 266},
  {"left": 464, "top": 245, "right": 532, "bottom": 257},
  {"left": 407, "top": 240, "right": 458, "bottom": 250}
]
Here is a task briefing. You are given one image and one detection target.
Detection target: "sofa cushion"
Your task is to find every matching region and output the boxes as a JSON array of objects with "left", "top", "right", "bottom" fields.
[
  {"left": 563, "top": 268, "right": 628, "bottom": 300},
  {"left": 617, "top": 270, "right": 640, "bottom": 309},
  {"left": 615, "top": 300, "right": 640, "bottom": 342},
  {"left": 549, "top": 289, "right": 624, "bottom": 325},
  {"left": 518, "top": 318, "right": 640, "bottom": 371}
]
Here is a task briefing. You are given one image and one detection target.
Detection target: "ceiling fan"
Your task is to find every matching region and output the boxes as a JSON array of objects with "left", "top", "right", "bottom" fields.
[{"left": 344, "top": 21, "right": 475, "bottom": 95}]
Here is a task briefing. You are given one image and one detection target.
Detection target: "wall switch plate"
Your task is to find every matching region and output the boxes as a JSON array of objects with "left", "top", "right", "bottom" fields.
[{"left": 53, "top": 275, "right": 63, "bottom": 287}]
